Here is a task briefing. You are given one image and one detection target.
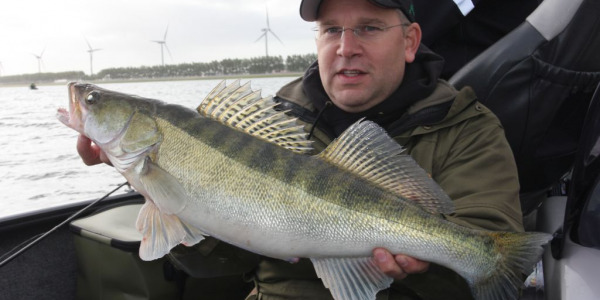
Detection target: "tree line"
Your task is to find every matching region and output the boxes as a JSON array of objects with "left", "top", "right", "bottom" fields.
[{"left": 0, "top": 53, "right": 317, "bottom": 85}]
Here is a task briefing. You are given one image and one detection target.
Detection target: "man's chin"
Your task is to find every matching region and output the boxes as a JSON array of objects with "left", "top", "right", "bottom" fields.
[{"left": 330, "top": 94, "right": 375, "bottom": 113}]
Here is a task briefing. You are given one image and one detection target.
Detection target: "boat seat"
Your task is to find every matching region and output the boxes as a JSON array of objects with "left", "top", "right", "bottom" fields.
[
  {"left": 70, "top": 203, "right": 181, "bottom": 299},
  {"left": 449, "top": 0, "right": 600, "bottom": 214},
  {"left": 70, "top": 201, "right": 255, "bottom": 299},
  {"left": 564, "top": 82, "right": 600, "bottom": 252}
]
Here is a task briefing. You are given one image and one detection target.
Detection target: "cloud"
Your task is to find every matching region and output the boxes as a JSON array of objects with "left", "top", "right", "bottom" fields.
[{"left": 0, "top": 0, "right": 316, "bottom": 76}]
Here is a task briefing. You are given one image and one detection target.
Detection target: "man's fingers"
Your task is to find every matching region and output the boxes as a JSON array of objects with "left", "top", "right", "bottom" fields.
[
  {"left": 373, "top": 248, "right": 408, "bottom": 280},
  {"left": 394, "top": 254, "right": 430, "bottom": 274},
  {"left": 373, "top": 249, "right": 430, "bottom": 280},
  {"left": 76, "top": 134, "right": 103, "bottom": 166}
]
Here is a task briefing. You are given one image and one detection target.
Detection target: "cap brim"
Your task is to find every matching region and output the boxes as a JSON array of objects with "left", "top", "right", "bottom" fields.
[
  {"left": 300, "top": 0, "right": 414, "bottom": 22},
  {"left": 300, "top": 0, "right": 322, "bottom": 21}
]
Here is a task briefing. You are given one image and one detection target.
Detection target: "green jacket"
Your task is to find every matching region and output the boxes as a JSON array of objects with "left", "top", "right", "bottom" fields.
[{"left": 249, "top": 77, "right": 524, "bottom": 300}]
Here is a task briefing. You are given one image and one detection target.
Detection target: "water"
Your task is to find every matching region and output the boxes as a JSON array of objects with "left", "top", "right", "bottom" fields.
[{"left": 0, "top": 76, "right": 298, "bottom": 219}]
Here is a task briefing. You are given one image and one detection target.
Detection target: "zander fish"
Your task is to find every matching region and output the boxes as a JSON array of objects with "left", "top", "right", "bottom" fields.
[{"left": 57, "top": 81, "right": 552, "bottom": 300}]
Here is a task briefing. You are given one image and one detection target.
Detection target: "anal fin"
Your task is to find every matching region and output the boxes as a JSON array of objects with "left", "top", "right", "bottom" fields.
[{"left": 311, "top": 257, "right": 393, "bottom": 300}]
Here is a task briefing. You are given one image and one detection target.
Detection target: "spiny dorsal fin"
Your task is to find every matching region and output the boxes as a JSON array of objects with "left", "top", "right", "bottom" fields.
[
  {"left": 317, "top": 120, "right": 454, "bottom": 215},
  {"left": 198, "top": 80, "right": 313, "bottom": 154}
]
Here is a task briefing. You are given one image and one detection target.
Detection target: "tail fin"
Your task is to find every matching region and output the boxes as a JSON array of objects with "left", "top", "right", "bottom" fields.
[{"left": 472, "top": 232, "right": 553, "bottom": 300}]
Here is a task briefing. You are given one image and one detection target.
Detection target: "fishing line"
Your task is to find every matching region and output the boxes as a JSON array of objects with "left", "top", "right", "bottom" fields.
[{"left": 0, "top": 181, "right": 130, "bottom": 268}]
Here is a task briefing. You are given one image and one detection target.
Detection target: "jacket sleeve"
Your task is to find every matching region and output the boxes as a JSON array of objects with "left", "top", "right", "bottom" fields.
[
  {"left": 395, "top": 103, "right": 523, "bottom": 299},
  {"left": 434, "top": 112, "right": 524, "bottom": 232},
  {"left": 406, "top": 98, "right": 523, "bottom": 232}
]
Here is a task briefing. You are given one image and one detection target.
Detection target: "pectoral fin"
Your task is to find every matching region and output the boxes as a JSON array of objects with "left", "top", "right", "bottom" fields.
[{"left": 311, "top": 257, "right": 393, "bottom": 300}]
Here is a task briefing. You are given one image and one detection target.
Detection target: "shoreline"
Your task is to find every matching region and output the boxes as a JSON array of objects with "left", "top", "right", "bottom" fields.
[{"left": 0, "top": 72, "right": 303, "bottom": 88}]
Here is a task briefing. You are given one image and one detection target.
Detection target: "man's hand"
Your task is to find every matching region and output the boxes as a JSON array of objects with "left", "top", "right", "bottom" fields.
[
  {"left": 77, "top": 134, "right": 112, "bottom": 166},
  {"left": 373, "top": 248, "right": 429, "bottom": 280}
]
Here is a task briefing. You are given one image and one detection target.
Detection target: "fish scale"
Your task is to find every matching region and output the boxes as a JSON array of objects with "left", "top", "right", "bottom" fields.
[{"left": 153, "top": 119, "right": 400, "bottom": 254}]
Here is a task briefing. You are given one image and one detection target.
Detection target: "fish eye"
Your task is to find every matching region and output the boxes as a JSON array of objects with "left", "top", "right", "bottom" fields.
[{"left": 86, "top": 91, "right": 100, "bottom": 104}]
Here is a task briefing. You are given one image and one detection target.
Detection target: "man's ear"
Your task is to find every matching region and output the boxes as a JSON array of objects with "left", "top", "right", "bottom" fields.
[{"left": 404, "top": 23, "right": 422, "bottom": 63}]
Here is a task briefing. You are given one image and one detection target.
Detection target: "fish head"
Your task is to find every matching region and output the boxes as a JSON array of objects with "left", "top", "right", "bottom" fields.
[{"left": 57, "top": 82, "right": 139, "bottom": 146}]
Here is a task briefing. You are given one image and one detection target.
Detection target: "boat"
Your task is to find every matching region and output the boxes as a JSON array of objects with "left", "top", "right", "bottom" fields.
[{"left": 1, "top": 0, "right": 599, "bottom": 299}]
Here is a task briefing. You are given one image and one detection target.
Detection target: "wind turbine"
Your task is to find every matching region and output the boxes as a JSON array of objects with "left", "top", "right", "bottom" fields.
[
  {"left": 152, "top": 25, "right": 172, "bottom": 66},
  {"left": 85, "top": 38, "right": 102, "bottom": 76},
  {"left": 254, "top": 7, "right": 283, "bottom": 57},
  {"left": 31, "top": 47, "right": 46, "bottom": 73}
]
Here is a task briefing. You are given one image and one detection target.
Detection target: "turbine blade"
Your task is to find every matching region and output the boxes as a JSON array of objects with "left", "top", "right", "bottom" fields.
[
  {"left": 163, "top": 25, "right": 169, "bottom": 41},
  {"left": 269, "top": 30, "right": 284, "bottom": 45},
  {"left": 85, "top": 38, "right": 93, "bottom": 50},
  {"left": 266, "top": 7, "right": 270, "bottom": 28},
  {"left": 165, "top": 44, "right": 173, "bottom": 62},
  {"left": 254, "top": 32, "right": 266, "bottom": 43}
]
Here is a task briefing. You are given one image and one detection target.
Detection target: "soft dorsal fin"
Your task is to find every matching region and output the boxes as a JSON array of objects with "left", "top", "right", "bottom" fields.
[
  {"left": 197, "top": 80, "right": 313, "bottom": 154},
  {"left": 318, "top": 120, "right": 454, "bottom": 215}
]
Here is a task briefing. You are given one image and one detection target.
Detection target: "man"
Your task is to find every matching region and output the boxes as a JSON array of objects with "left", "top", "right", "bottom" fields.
[
  {"left": 77, "top": 0, "right": 523, "bottom": 298},
  {"left": 247, "top": 0, "right": 523, "bottom": 299}
]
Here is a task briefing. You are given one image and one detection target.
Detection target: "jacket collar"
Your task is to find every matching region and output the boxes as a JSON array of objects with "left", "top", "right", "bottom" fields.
[{"left": 301, "top": 44, "right": 446, "bottom": 137}]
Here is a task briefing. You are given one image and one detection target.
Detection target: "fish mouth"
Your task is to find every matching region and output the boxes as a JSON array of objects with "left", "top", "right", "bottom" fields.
[
  {"left": 56, "top": 82, "right": 83, "bottom": 133},
  {"left": 56, "top": 107, "right": 70, "bottom": 126}
]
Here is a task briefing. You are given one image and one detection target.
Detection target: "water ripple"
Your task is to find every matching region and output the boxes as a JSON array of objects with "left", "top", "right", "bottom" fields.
[{"left": 0, "top": 77, "right": 296, "bottom": 218}]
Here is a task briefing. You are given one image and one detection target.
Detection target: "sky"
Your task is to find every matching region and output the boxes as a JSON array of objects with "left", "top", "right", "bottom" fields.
[{"left": 0, "top": 0, "right": 317, "bottom": 76}]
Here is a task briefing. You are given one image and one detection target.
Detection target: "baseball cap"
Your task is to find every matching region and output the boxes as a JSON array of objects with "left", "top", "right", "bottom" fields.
[{"left": 299, "top": 0, "right": 416, "bottom": 22}]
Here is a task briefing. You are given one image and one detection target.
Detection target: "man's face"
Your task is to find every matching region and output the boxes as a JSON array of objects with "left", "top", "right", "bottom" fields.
[{"left": 316, "top": 0, "right": 419, "bottom": 113}]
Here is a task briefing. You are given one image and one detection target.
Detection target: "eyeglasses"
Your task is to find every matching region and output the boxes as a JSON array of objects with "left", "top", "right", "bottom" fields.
[{"left": 314, "top": 24, "right": 410, "bottom": 42}]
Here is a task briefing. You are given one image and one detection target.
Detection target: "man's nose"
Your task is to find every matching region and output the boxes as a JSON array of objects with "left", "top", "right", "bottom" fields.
[{"left": 337, "top": 30, "right": 362, "bottom": 57}]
